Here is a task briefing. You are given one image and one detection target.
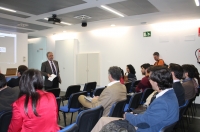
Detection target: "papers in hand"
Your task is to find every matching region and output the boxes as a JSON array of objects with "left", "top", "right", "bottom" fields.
[
  {"left": 48, "top": 74, "right": 57, "bottom": 81},
  {"left": 84, "top": 96, "right": 93, "bottom": 102}
]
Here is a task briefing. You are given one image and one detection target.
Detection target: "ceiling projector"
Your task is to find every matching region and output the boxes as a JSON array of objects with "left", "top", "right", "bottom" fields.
[{"left": 48, "top": 14, "right": 61, "bottom": 24}]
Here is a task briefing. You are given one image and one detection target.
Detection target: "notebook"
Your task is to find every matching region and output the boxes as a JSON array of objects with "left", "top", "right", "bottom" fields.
[{"left": 5, "top": 68, "right": 17, "bottom": 76}]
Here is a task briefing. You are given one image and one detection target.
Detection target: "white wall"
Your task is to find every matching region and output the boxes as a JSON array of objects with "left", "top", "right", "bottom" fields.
[
  {"left": 28, "top": 37, "right": 47, "bottom": 70},
  {"left": 0, "top": 31, "right": 28, "bottom": 73},
  {"left": 76, "top": 23, "right": 200, "bottom": 85},
  {"left": 46, "top": 20, "right": 200, "bottom": 103}
]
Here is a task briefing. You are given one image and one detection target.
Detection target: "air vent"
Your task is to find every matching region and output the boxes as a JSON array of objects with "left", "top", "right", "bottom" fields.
[
  {"left": 17, "top": 23, "right": 29, "bottom": 27},
  {"left": 74, "top": 15, "right": 91, "bottom": 20}
]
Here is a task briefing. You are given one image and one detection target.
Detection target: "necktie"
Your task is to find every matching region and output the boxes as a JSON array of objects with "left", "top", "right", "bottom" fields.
[
  {"left": 51, "top": 61, "right": 56, "bottom": 75},
  {"left": 150, "top": 92, "right": 158, "bottom": 105}
]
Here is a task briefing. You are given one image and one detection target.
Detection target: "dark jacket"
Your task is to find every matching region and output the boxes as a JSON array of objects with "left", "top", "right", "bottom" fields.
[
  {"left": 182, "top": 80, "right": 196, "bottom": 100},
  {"left": 41, "top": 60, "right": 61, "bottom": 87},
  {"left": 0, "top": 86, "right": 20, "bottom": 112},
  {"left": 173, "top": 82, "right": 185, "bottom": 106},
  {"left": 7, "top": 77, "right": 21, "bottom": 87}
]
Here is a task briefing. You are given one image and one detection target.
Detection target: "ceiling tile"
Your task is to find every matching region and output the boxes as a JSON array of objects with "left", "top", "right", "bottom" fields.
[
  {"left": 0, "top": 17, "right": 51, "bottom": 30},
  {"left": 0, "top": 0, "right": 86, "bottom": 15},
  {"left": 57, "top": 7, "right": 120, "bottom": 24},
  {"left": 107, "top": 0, "right": 159, "bottom": 16},
  {"left": 0, "top": 25, "right": 34, "bottom": 33},
  {"left": 0, "top": 10, "right": 30, "bottom": 18}
]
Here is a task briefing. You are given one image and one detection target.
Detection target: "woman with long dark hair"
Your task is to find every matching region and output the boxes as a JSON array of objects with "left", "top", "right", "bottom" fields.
[
  {"left": 126, "top": 64, "right": 137, "bottom": 82},
  {"left": 8, "top": 69, "right": 59, "bottom": 132}
]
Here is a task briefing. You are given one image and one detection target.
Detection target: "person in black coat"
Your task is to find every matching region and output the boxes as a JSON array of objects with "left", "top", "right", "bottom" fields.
[
  {"left": 7, "top": 65, "right": 28, "bottom": 87},
  {"left": 0, "top": 74, "right": 19, "bottom": 111},
  {"left": 169, "top": 63, "right": 185, "bottom": 106}
]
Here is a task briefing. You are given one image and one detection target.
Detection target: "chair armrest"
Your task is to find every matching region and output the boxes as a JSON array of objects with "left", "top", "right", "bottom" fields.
[{"left": 59, "top": 123, "right": 78, "bottom": 132}]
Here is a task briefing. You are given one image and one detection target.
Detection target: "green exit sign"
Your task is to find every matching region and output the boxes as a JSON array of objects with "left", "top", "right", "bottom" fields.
[{"left": 143, "top": 31, "right": 151, "bottom": 37}]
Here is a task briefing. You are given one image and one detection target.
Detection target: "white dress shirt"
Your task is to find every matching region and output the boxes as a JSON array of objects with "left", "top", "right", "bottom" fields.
[
  {"left": 107, "top": 81, "right": 120, "bottom": 87},
  {"left": 156, "top": 88, "right": 173, "bottom": 99}
]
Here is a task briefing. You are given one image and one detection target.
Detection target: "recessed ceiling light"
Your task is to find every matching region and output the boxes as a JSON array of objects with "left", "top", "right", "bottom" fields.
[
  {"left": 44, "top": 18, "right": 72, "bottom": 25},
  {"left": 195, "top": 0, "right": 199, "bottom": 6},
  {"left": 17, "top": 23, "right": 29, "bottom": 27},
  {"left": 0, "top": 6, "right": 16, "bottom": 12},
  {"left": 60, "top": 22, "right": 72, "bottom": 25},
  {"left": 111, "top": 24, "right": 116, "bottom": 27},
  {"left": 101, "top": 5, "right": 124, "bottom": 17}
]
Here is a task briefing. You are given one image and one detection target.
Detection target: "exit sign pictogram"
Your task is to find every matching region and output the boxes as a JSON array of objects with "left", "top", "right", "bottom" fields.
[{"left": 143, "top": 31, "right": 151, "bottom": 37}]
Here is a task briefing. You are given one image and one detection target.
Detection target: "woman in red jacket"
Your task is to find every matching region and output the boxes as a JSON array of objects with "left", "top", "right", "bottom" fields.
[{"left": 8, "top": 69, "right": 59, "bottom": 132}]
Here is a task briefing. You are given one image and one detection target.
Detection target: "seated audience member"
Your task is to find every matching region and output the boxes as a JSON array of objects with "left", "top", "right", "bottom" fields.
[
  {"left": 78, "top": 66, "right": 127, "bottom": 116},
  {"left": 169, "top": 63, "right": 185, "bottom": 106},
  {"left": 7, "top": 65, "right": 28, "bottom": 87},
  {"left": 182, "top": 64, "right": 196, "bottom": 100},
  {"left": 125, "top": 64, "right": 137, "bottom": 82},
  {"left": 92, "top": 66, "right": 179, "bottom": 132},
  {"left": 8, "top": 69, "right": 59, "bottom": 132},
  {"left": 135, "top": 63, "right": 152, "bottom": 92},
  {"left": 190, "top": 65, "right": 200, "bottom": 91},
  {"left": 0, "top": 74, "right": 19, "bottom": 111},
  {"left": 153, "top": 52, "right": 165, "bottom": 66}
]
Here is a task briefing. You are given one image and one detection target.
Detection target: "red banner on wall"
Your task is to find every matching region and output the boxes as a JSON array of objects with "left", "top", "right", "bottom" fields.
[{"left": 199, "top": 27, "right": 200, "bottom": 37}]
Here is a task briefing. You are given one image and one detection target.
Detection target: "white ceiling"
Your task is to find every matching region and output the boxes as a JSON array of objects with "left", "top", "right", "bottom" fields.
[{"left": 0, "top": 0, "right": 199, "bottom": 37}]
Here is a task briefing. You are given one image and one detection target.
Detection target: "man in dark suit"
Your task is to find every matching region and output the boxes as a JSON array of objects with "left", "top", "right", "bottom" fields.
[
  {"left": 169, "top": 63, "right": 185, "bottom": 106},
  {"left": 7, "top": 65, "right": 28, "bottom": 87},
  {"left": 41, "top": 52, "right": 61, "bottom": 90}
]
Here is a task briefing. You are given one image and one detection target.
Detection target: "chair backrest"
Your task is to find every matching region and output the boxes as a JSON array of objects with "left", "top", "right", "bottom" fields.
[
  {"left": 108, "top": 100, "right": 127, "bottom": 118},
  {"left": 140, "top": 88, "right": 154, "bottom": 104},
  {"left": 68, "top": 91, "right": 87, "bottom": 109},
  {"left": 128, "top": 92, "right": 143, "bottom": 110},
  {"left": 76, "top": 106, "right": 104, "bottom": 132},
  {"left": 93, "top": 87, "right": 105, "bottom": 96},
  {"left": 46, "top": 88, "right": 61, "bottom": 97},
  {"left": 159, "top": 121, "right": 177, "bottom": 132},
  {"left": 0, "top": 110, "right": 12, "bottom": 132},
  {"left": 179, "top": 100, "right": 189, "bottom": 120},
  {"left": 65, "top": 85, "right": 81, "bottom": 100},
  {"left": 83, "top": 82, "right": 97, "bottom": 96},
  {"left": 124, "top": 82, "right": 132, "bottom": 93}
]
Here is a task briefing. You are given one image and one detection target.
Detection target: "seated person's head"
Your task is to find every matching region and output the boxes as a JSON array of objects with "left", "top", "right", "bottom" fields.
[
  {"left": 141, "top": 63, "right": 151, "bottom": 75},
  {"left": 126, "top": 64, "right": 136, "bottom": 75},
  {"left": 19, "top": 69, "right": 43, "bottom": 116},
  {"left": 153, "top": 52, "right": 160, "bottom": 61},
  {"left": 148, "top": 66, "right": 173, "bottom": 91},
  {"left": 169, "top": 63, "right": 183, "bottom": 80},
  {"left": 108, "top": 66, "right": 121, "bottom": 82},
  {"left": 0, "top": 74, "right": 7, "bottom": 89},
  {"left": 190, "top": 65, "right": 200, "bottom": 78},
  {"left": 17, "top": 65, "right": 28, "bottom": 77},
  {"left": 182, "top": 64, "right": 194, "bottom": 79}
]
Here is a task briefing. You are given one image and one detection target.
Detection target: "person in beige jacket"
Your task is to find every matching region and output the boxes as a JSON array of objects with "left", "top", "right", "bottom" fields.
[{"left": 78, "top": 66, "right": 127, "bottom": 116}]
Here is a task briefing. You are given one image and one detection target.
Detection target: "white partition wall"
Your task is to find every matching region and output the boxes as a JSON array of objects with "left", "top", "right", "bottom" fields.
[
  {"left": 76, "top": 53, "right": 100, "bottom": 85},
  {"left": 55, "top": 39, "right": 78, "bottom": 91}
]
